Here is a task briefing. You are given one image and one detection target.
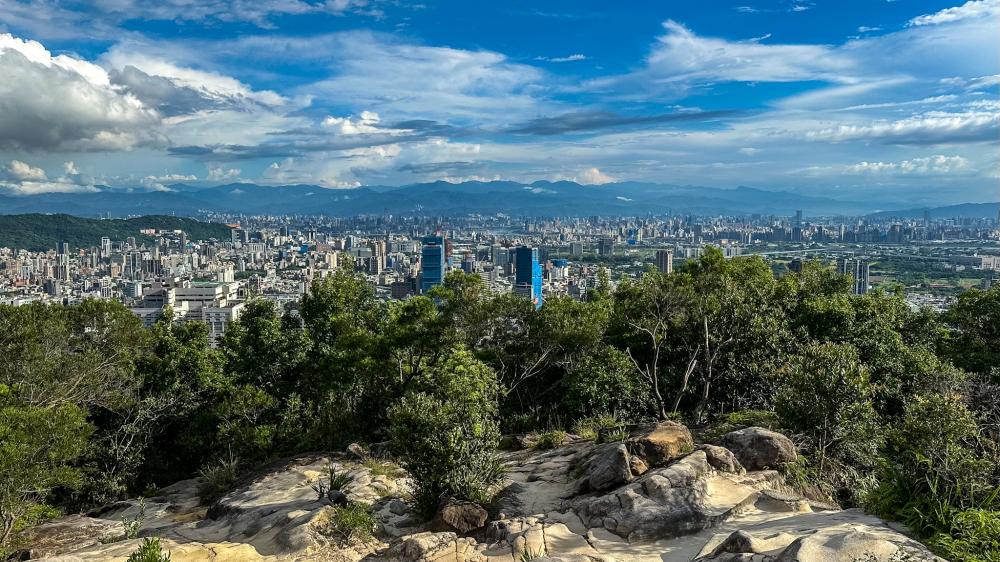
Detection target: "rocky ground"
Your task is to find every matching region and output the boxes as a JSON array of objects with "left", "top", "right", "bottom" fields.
[{"left": 22, "top": 424, "right": 942, "bottom": 562}]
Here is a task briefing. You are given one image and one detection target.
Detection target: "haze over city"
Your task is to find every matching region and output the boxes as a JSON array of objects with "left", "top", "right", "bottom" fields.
[{"left": 0, "top": 0, "right": 998, "bottom": 209}]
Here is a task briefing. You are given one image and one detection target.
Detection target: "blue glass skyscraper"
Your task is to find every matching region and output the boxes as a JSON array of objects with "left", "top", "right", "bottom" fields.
[
  {"left": 514, "top": 246, "right": 543, "bottom": 309},
  {"left": 420, "top": 235, "right": 446, "bottom": 294}
]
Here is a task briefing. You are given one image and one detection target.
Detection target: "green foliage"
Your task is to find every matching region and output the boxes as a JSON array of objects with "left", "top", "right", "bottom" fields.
[
  {"left": 197, "top": 453, "right": 239, "bottom": 504},
  {"left": 126, "top": 537, "right": 171, "bottom": 562},
  {"left": 312, "top": 463, "right": 354, "bottom": 500},
  {"left": 531, "top": 430, "right": 568, "bottom": 450},
  {"left": 389, "top": 347, "right": 504, "bottom": 517},
  {"left": 0, "top": 213, "right": 231, "bottom": 252},
  {"left": 775, "top": 342, "right": 881, "bottom": 495},
  {"left": 563, "top": 345, "right": 653, "bottom": 422},
  {"left": 571, "top": 415, "right": 625, "bottom": 442},
  {"left": 121, "top": 498, "right": 146, "bottom": 541},
  {"left": 0, "top": 403, "right": 91, "bottom": 547},
  {"left": 362, "top": 458, "right": 404, "bottom": 478},
  {"left": 928, "top": 509, "right": 1000, "bottom": 562},
  {"left": 320, "top": 502, "right": 377, "bottom": 545},
  {"left": 943, "top": 284, "right": 1000, "bottom": 375}
]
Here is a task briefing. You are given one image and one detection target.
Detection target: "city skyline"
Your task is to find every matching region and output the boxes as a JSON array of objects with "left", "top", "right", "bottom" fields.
[{"left": 0, "top": 0, "right": 997, "bottom": 206}]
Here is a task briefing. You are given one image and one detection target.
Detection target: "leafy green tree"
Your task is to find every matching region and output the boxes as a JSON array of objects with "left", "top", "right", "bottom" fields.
[
  {"left": 0, "top": 400, "right": 92, "bottom": 548},
  {"left": 389, "top": 346, "right": 503, "bottom": 517},
  {"left": 776, "top": 342, "right": 881, "bottom": 489},
  {"left": 943, "top": 284, "right": 1000, "bottom": 375},
  {"left": 221, "top": 299, "right": 309, "bottom": 396},
  {"left": 563, "top": 345, "right": 654, "bottom": 422}
]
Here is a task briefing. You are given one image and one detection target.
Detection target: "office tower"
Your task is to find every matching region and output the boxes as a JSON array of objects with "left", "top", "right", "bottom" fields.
[
  {"left": 655, "top": 249, "right": 673, "bottom": 274},
  {"left": 795, "top": 209, "right": 803, "bottom": 227},
  {"left": 100, "top": 236, "right": 112, "bottom": 258},
  {"left": 179, "top": 232, "right": 188, "bottom": 249},
  {"left": 420, "top": 235, "right": 446, "bottom": 294},
  {"left": 514, "top": 245, "right": 543, "bottom": 309},
  {"left": 570, "top": 242, "right": 583, "bottom": 257},
  {"left": 461, "top": 253, "right": 476, "bottom": 273},
  {"left": 599, "top": 238, "right": 615, "bottom": 257},
  {"left": 58, "top": 241, "right": 69, "bottom": 256},
  {"left": 837, "top": 258, "right": 870, "bottom": 295}
]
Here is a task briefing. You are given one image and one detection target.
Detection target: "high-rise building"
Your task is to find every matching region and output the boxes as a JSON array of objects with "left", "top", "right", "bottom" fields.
[
  {"left": 420, "top": 235, "right": 446, "bottom": 294},
  {"left": 569, "top": 242, "right": 584, "bottom": 257},
  {"left": 599, "top": 238, "right": 615, "bottom": 257},
  {"left": 514, "top": 245, "right": 543, "bottom": 309},
  {"left": 837, "top": 258, "right": 870, "bottom": 295},
  {"left": 655, "top": 249, "right": 673, "bottom": 274}
]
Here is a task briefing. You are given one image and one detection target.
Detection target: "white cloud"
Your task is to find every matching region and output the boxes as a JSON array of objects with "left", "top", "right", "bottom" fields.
[
  {"left": 207, "top": 166, "right": 241, "bottom": 180},
  {"left": 0, "top": 34, "right": 159, "bottom": 151},
  {"left": 844, "top": 155, "right": 971, "bottom": 174},
  {"left": 806, "top": 108, "right": 999, "bottom": 144},
  {"left": 577, "top": 167, "right": 615, "bottom": 184},
  {"left": 536, "top": 54, "right": 588, "bottom": 63},
  {"left": 4, "top": 160, "right": 47, "bottom": 181},
  {"left": 908, "top": 0, "right": 1000, "bottom": 26}
]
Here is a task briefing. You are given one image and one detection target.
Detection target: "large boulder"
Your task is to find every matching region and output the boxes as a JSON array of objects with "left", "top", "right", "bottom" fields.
[
  {"left": 626, "top": 421, "right": 694, "bottom": 466},
  {"left": 582, "top": 443, "right": 633, "bottom": 491},
  {"left": 434, "top": 500, "right": 489, "bottom": 534},
  {"left": 720, "top": 427, "right": 796, "bottom": 471},
  {"left": 700, "top": 445, "right": 745, "bottom": 474}
]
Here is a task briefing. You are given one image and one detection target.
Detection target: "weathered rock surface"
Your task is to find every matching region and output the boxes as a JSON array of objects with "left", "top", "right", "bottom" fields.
[
  {"left": 720, "top": 427, "right": 797, "bottom": 471},
  {"left": 27, "top": 429, "right": 939, "bottom": 562},
  {"left": 626, "top": 421, "right": 694, "bottom": 467}
]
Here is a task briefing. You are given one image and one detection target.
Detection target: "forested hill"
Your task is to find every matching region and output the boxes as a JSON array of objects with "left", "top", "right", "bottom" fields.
[{"left": 0, "top": 214, "right": 233, "bottom": 251}]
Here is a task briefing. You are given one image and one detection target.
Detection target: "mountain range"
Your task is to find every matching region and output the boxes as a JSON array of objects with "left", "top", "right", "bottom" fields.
[{"left": 0, "top": 181, "right": 995, "bottom": 218}]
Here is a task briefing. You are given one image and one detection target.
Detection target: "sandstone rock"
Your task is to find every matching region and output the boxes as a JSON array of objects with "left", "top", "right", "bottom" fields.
[
  {"left": 701, "top": 444, "right": 745, "bottom": 474},
  {"left": 628, "top": 455, "right": 649, "bottom": 476},
  {"left": 583, "top": 443, "right": 633, "bottom": 491},
  {"left": 347, "top": 442, "right": 369, "bottom": 459},
  {"left": 434, "top": 500, "right": 489, "bottom": 534},
  {"left": 720, "top": 427, "right": 796, "bottom": 470},
  {"left": 626, "top": 421, "right": 694, "bottom": 466}
]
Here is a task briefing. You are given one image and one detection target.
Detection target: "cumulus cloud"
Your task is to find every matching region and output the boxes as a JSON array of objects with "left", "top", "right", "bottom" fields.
[
  {"left": 806, "top": 108, "right": 1000, "bottom": 145},
  {"left": 844, "top": 155, "right": 971, "bottom": 174},
  {"left": 908, "top": 0, "right": 1000, "bottom": 26},
  {"left": 577, "top": 167, "right": 615, "bottom": 184},
  {"left": 0, "top": 159, "right": 99, "bottom": 195},
  {"left": 207, "top": 166, "right": 241, "bottom": 180},
  {"left": 0, "top": 34, "right": 160, "bottom": 151}
]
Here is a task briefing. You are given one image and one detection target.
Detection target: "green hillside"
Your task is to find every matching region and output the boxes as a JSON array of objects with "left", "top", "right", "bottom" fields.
[{"left": 0, "top": 214, "right": 233, "bottom": 251}]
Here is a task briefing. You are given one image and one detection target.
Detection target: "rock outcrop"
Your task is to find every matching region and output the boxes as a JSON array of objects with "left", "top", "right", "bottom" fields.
[
  {"left": 720, "top": 427, "right": 797, "bottom": 470},
  {"left": 26, "top": 428, "right": 940, "bottom": 562}
]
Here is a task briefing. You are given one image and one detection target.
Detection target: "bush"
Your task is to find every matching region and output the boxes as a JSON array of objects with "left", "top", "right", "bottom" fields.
[
  {"left": 320, "top": 502, "right": 377, "bottom": 544},
  {"left": 197, "top": 453, "right": 239, "bottom": 504},
  {"left": 563, "top": 346, "right": 653, "bottom": 422},
  {"left": 126, "top": 537, "right": 171, "bottom": 562},
  {"left": 531, "top": 430, "right": 567, "bottom": 450},
  {"left": 928, "top": 508, "right": 1000, "bottom": 562},
  {"left": 389, "top": 347, "right": 505, "bottom": 517},
  {"left": 571, "top": 415, "right": 623, "bottom": 442}
]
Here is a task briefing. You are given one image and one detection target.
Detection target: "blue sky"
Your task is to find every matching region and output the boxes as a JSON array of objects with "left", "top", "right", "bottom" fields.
[{"left": 0, "top": 0, "right": 997, "bottom": 205}]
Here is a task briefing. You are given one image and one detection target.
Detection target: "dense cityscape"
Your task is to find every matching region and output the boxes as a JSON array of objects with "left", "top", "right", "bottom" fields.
[{"left": 1, "top": 210, "right": 997, "bottom": 344}]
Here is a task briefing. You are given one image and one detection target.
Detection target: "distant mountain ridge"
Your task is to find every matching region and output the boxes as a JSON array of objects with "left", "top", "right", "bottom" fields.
[
  {"left": 0, "top": 180, "right": 993, "bottom": 218},
  {"left": 867, "top": 202, "right": 999, "bottom": 220},
  {"left": 0, "top": 214, "right": 232, "bottom": 251}
]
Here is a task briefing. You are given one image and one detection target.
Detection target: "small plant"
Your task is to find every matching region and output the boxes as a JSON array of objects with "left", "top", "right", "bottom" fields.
[
  {"left": 320, "top": 502, "right": 378, "bottom": 544},
  {"left": 126, "top": 537, "right": 171, "bottom": 562},
  {"left": 362, "top": 458, "right": 404, "bottom": 478},
  {"left": 312, "top": 463, "right": 354, "bottom": 500},
  {"left": 574, "top": 415, "right": 627, "bottom": 443},
  {"left": 601, "top": 427, "right": 629, "bottom": 444},
  {"left": 121, "top": 498, "right": 146, "bottom": 540},
  {"left": 197, "top": 452, "right": 239, "bottom": 504},
  {"left": 519, "top": 546, "right": 545, "bottom": 562},
  {"left": 531, "top": 430, "right": 568, "bottom": 450}
]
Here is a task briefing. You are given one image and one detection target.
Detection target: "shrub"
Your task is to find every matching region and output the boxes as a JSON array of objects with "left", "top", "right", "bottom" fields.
[
  {"left": 563, "top": 346, "right": 653, "bottom": 422},
  {"left": 531, "top": 430, "right": 568, "bottom": 450},
  {"left": 312, "top": 463, "right": 354, "bottom": 500},
  {"left": 320, "top": 502, "right": 377, "bottom": 544},
  {"left": 389, "top": 347, "right": 505, "bottom": 517},
  {"left": 362, "top": 458, "right": 404, "bottom": 478},
  {"left": 121, "top": 498, "right": 145, "bottom": 541},
  {"left": 126, "top": 537, "right": 171, "bottom": 562},
  {"left": 197, "top": 453, "right": 239, "bottom": 504},
  {"left": 571, "top": 415, "right": 623, "bottom": 442},
  {"left": 928, "top": 508, "right": 1000, "bottom": 562}
]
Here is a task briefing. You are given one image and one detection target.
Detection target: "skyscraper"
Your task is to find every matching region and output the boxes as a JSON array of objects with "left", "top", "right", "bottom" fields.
[
  {"left": 514, "top": 246, "right": 543, "bottom": 309},
  {"left": 655, "top": 249, "right": 673, "bottom": 274},
  {"left": 837, "top": 258, "right": 870, "bottom": 295},
  {"left": 420, "top": 235, "right": 446, "bottom": 294}
]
